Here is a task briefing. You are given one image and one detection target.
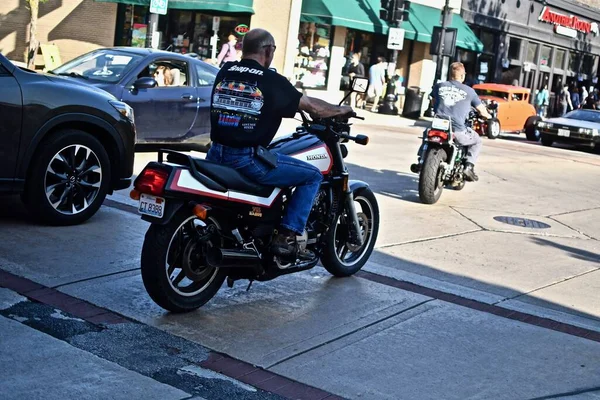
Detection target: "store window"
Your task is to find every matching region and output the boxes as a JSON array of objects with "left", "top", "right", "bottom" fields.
[
  {"left": 294, "top": 22, "right": 332, "bottom": 89},
  {"left": 540, "top": 46, "right": 552, "bottom": 68},
  {"left": 555, "top": 49, "right": 566, "bottom": 69},
  {"left": 526, "top": 42, "right": 538, "bottom": 64},
  {"left": 117, "top": 5, "right": 149, "bottom": 47},
  {"left": 480, "top": 31, "right": 495, "bottom": 54},
  {"left": 344, "top": 29, "right": 375, "bottom": 68},
  {"left": 569, "top": 51, "right": 580, "bottom": 72},
  {"left": 163, "top": 11, "right": 248, "bottom": 60},
  {"left": 508, "top": 37, "right": 521, "bottom": 60},
  {"left": 583, "top": 54, "right": 596, "bottom": 76}
]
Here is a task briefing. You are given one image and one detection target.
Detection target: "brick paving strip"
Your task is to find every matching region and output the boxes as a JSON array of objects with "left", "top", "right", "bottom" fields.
[
  {"left": 356, "top": 270, "right": 600, "bottom": 343},
  {"left": 0, "top": 269, "right": 343, "bottom": 400}
]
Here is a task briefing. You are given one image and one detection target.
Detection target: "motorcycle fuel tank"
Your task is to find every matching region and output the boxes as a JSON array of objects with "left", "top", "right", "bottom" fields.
[{"left": 269, "top": 134, "right": 333, "bottom": 174}]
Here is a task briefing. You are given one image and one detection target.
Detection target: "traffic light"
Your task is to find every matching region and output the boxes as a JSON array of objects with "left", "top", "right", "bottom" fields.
[
  {"left": 393, "top": 0, "right": 410, "bottom": 23},
  {"left": 380, "top": 0, "right": 393, "bottom": 21},
  {"left": 380, "top": 0, "right": 411, "bottom": 23}
]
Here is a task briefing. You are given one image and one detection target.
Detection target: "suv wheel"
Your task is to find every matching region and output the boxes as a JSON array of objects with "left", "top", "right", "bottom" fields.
[{"left": 24, "top": 129, "right": 111, "bottom": 225}]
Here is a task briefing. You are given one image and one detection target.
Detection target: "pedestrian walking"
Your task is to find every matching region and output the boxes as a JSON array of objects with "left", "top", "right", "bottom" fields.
[
  {"left": 559, "top": 85, "right": 572, "bottom": 116},
  {"left": 367, "top": 57, "right": 386, "bottom": 113},
  {"left": 535, "top": 85, "right": 549, "bottom": 118},
  {"left": 216, "top": 35, "right": 239, "bottom": 67}
]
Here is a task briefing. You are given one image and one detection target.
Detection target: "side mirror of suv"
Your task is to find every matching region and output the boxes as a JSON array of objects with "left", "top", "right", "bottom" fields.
[{"left": 133, "top": 77, "right": 158, "bottom": 90}]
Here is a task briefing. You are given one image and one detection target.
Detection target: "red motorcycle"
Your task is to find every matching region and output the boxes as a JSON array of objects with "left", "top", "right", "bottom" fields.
[{"left": 468, "top": 101, "right": 501, "bottom": 139}]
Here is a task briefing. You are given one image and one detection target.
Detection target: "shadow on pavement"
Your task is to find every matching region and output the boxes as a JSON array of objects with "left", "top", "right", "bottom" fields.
[
  {"left": 531, "top": 237, "right": 600, "bottom": 264},
  {"left": 347, "top": 162, "right": 421, "bottom": 203}
]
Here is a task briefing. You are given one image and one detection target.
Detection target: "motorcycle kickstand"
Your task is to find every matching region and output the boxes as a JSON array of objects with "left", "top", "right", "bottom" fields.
[{"left": 246, "top": 280, "right": 254, "bottom": 292}]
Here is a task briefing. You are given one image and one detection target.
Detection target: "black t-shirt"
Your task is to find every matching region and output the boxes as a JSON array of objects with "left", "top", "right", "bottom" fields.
[
  {"left": 348, "top": 62, "right": 365, "bottom": 77},
  {"left": 210, "top": 59, "right": 302, "bottom": 148}
]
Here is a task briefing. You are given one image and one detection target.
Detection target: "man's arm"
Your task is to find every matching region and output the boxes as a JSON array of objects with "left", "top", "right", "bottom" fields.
[
  {"left": 299, "top": 95, "right": 353, "bottom": 118},
  {"left": 476, "top": 104, "right": 492, "bottom": 120}
]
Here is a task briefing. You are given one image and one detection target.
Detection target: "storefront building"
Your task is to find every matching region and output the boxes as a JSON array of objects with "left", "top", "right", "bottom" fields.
[
  {"left": 462, "top": 0, "right": 600, "bottom": 113},
  {"left": 296, "top": 0, "right": 483, "bottom": 102},
  {"left": 0, "top": 0, "right": 118, "bottom": 64},
  {"left": 99, "top": 0, "right": 299, "bottom": 74}
]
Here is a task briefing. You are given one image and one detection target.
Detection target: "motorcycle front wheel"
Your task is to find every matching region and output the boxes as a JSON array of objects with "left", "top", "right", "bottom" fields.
[
  {"left": 321, "top": 187, "right": 380, "bottom": 277},
  {"left": 419, "top": 148, "right": 447, "bottom": 204},
  {"left": 141, "top": 210, "right": 226, "bottom": 313}
]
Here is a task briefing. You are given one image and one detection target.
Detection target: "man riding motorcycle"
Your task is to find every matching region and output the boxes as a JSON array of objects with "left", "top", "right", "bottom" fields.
[
  {"left": 429, "top": 62, "right": 491, "bottom": 181},
  {"left": 206, "top": 28, "right": 353, "bottom": 260}
]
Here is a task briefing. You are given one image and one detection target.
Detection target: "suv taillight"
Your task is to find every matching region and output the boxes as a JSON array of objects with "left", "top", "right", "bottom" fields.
[{"left": 134, "top": 168, "right": 169, "bottom": 196}]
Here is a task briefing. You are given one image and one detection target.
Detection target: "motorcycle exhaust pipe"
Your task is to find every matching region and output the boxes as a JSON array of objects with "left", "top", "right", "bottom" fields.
[
  {"left": 410, "top": 163, "right": 420, "bottom": 173},
  {"left": 207, "top": 247, "right": 261, "bottom": 269}
]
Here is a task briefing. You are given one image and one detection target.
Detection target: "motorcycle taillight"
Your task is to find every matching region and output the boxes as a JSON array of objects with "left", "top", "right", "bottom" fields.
[
  {"left": 134, "top": 168, "right": 169, "bottom": 196},
  {"left": 428, "top": 130, "right": 448, "bottom": 141}
]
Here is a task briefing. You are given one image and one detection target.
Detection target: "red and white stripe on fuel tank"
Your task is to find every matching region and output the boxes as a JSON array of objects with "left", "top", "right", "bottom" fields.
[
  {"left": 291, "top": 144, "right": 333, "bottom": 174},
  {"left": 169, "top": 169, "right": 282, "bottom": 208}
]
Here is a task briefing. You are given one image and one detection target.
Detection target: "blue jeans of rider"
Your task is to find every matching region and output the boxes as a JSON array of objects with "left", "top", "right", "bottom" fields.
[{"left": 206, "top": 143, "right": 323, "bottom": 235}]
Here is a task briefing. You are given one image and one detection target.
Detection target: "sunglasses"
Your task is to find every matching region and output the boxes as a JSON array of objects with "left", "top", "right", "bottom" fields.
[{"left": 263, "top": 44, "right": 277, "bottom": 51}]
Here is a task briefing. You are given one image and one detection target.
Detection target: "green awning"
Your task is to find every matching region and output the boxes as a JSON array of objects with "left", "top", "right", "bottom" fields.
[
  {"left": 300, "top": 0, "right": 483, "bottom": 52},
  {"left": 95, "top": 0, "right": 254, "bottom": 13},
  {"left": 300, "top": 0, "right": 388, "bottom": 34},
  {"left": 400, "top": 3, "right": 483, "bottom": 52}
]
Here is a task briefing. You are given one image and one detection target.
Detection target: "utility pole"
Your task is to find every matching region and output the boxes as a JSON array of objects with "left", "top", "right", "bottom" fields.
[{"left": 434, "top": 0, "right": 452, "bottom": 83}]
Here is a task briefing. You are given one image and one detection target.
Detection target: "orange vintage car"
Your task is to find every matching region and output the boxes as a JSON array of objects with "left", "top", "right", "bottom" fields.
[{"left": 473, "top": 84, "right": 540, "bottom": 141}]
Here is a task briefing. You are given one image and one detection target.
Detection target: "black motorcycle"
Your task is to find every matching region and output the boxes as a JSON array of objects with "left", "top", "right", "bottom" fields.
[
  {"left": 130, "top": 78, "right": 379, "bottom": 312},
  {"left": 410, "top": 116, "right": 469, "bottom": 204}
]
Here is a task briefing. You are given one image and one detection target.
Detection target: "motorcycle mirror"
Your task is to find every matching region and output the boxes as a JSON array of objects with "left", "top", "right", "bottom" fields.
[{"left": 351, "top": 77, "right": 369, "bottom": 94}]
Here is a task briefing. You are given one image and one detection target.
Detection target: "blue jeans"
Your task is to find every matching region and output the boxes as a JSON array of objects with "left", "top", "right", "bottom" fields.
[{"left": 206, "top": 143, "right": 323, "bottom": 235}]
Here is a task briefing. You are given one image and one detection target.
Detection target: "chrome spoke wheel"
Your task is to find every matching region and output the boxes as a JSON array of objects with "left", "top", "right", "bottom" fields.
[
  {"left": 491, "top": 121, "right": 500, "bottom": 137},
  {"left": 44, "top": 145, "right": 102, "bottom": 215},
  {"left": 333, "top": 196, "right": 375, "bottom": 267},
  {"left": 165, "top": 217, "right": 220, "bottom": 297}
]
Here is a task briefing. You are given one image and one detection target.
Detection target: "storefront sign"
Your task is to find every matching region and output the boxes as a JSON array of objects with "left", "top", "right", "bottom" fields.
[
  {"left": 555, "top": 25, "right": 578, "bottom": 38},
  {"left": 538, "top": 6, "right": 598, "bottom": 36},
  {"left": 149, "top": 0, "right": 168, "bottom": 15},
  {"left": 235, "top": 24, "right": 249, "bottom": 36}
]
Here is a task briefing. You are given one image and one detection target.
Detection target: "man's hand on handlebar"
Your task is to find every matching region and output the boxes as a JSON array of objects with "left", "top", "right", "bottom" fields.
[{"left": 476, "top": 104, "right": 493, "bottom": 120}]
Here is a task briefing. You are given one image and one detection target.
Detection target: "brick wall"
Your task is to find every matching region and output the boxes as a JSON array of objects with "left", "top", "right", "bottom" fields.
[{"left": 0, "top": 0, "right": 117, "bottom": 64}]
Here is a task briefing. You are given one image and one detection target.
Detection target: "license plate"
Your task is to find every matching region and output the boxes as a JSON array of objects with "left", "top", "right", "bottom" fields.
[
  {"left": 558, "top": 129, "right": 570, "bottom": 137},
  {"left": 138, "top": 194, "right": 165, "bottom": 218}
]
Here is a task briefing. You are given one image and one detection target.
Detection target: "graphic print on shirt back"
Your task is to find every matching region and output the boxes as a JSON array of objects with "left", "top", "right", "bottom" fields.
[
  {"left": 212, "top": 67, "right": 265, "bottom": 131},
  {"left": 438, "top": 85, "right": 468, "bottom": 106}
]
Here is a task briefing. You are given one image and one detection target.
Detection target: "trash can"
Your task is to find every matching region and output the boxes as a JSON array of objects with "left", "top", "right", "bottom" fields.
[{"left": 402, "top": 86, "right": 424, "bottom": 119}]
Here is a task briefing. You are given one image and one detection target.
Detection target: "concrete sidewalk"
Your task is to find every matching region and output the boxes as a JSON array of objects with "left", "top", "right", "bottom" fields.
[{"left": 0, "top": 289, "right": 191, "bottom": 400}]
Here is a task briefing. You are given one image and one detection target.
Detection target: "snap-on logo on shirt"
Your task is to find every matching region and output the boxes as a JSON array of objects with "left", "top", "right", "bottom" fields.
[{"left": 228, "top": 65, "right": 264, "bottom": 76}]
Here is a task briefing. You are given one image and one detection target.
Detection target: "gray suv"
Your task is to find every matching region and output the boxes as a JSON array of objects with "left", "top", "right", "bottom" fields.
[{"left": 0, "top": 53, "right": 135, "bottom": 225}]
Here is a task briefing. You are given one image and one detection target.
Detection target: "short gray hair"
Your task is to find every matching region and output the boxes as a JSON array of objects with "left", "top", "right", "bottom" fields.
[{"left": 242, "top": 29, "right": 275, "bottom": 56}]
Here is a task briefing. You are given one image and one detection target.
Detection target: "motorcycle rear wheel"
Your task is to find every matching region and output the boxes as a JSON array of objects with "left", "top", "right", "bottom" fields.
[
  {"left": 419, "top": 148, "right": 447, "bottom": 204},
  {"left": 321, "top": 187, "right": 379, "bottom": 277},
  {"left": 141, "top": 210, "right": 226, "bottom": 313}
]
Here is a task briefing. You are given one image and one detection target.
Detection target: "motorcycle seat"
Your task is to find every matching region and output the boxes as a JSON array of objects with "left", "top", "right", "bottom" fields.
[{"left": 191, "top": 158, "right": 275, "bottom": 197}]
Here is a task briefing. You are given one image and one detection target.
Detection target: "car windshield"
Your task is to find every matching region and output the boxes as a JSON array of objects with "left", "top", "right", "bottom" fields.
[
  {"left": 563, "top": 109, "right": 600, "bottom": 123},
  {"left": 52, "top": 50, "right": 143, "bottom": 83},
  {"left": 475, "top": 89, "right": 510, "bottom": 101}
]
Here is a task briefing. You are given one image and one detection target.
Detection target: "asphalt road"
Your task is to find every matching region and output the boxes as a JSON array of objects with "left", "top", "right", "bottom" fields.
[{"left": 2, "top": 113, "right": 600, "bottom": 400}]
